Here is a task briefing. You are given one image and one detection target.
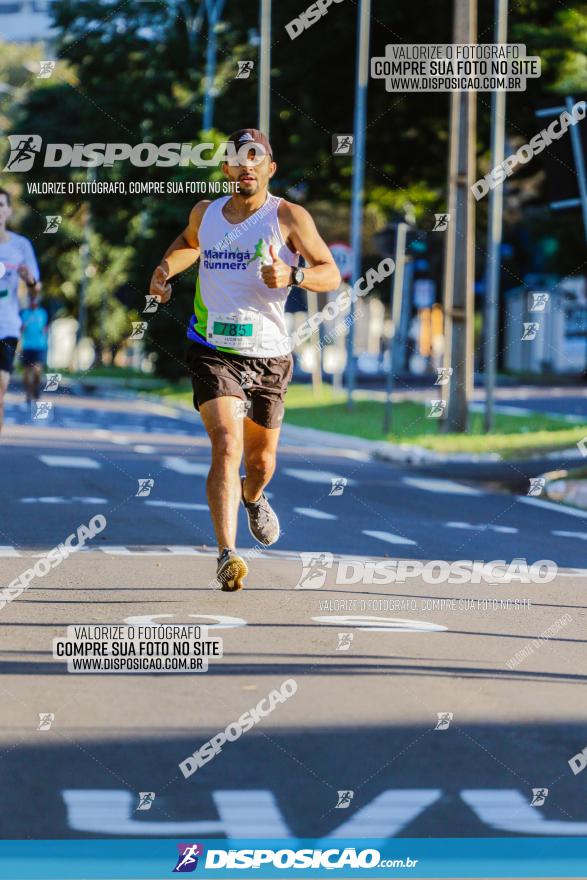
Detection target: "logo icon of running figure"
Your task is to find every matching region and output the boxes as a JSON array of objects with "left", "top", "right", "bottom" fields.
[
  {"left": 173, "top": 843, "right": 203, "bottom": 872},
  {"left": 245, "top": 237, "right": 268, "bottom": 265}
]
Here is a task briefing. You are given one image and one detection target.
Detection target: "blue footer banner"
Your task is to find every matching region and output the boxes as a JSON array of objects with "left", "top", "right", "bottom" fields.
[{"left": 0, "top": 839, "right": 586, "bottom": 879}]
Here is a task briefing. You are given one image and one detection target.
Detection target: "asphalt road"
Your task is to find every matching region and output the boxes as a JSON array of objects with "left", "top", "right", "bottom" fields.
[{"left": 1, "top": 388, "right": 587, "bottom": 840}]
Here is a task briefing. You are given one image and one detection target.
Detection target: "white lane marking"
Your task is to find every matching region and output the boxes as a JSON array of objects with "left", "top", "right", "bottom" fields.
[
  {"left": 519, "top": 495, "right": 587, "bottom": 520},
  {"left": 39, "top": 455, "right": 101, "bottom": 469},
  {"left": 71, "top": 545, "right": 230, "bottom": 558},
  {"left": 21, "top": 496, "right": 107, "bottom": 504},
  {"left": 313, "top": 615, "right": 447, "bottom": 633},
  {"left": 284, "top": 468, "right": 356, "bottom": 485},
  {"left": 163, "top": 456, "right": 209, "bottom": 476},
  {"left": 12, "top": 544, "right": 419, "bottom": 564},
  {"left": 403, "top": 476, "right": 481, "bottom": 496},
  {"left": 445, "top": 521, "right": 518, "bottom": 534},
  {"left": 99, "top": 546, "right": 209, "bottom": 556},
  {"left": 133, "top": 444, "right": 157, "bottom": 454},
  {"left": 61, "top": 790, "right": 286, "bottom": 836},
  {"left": 0, "top": 546, "right": 21, "bottom": 557},
  {"left": 124, "top": 614, "right": 247, "bottom": 629},
  {"left": 327, "top": 791, "right": 442, "bottom": 838},
  {"left": 461, "top": 790, "right": 587, "bottom": 835},
  {"left": 293, "top": 507, "right": 337, "bottom": 520},
  {"left": 145, "top": 500, "right": 208, "bottom": 511},
  {"left": 363, "top": 529, "right": 416, "bottom": 546},
  {"left": 61, "top": 787, "right": 587, "bottom": 837},
  {"left": 553, "top": 530, "right": 587, "bottom": 541}
]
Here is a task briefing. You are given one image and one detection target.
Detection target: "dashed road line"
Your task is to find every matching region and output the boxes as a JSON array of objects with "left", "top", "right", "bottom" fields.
[
  {"left": 293, "top": 507, "right": 338, "bottom": 520},
  {"left": 145, "top": 500, "right": 208, "bottom": 511},
  {"left": 20, "top": 496, "right": 107, "bottom": 505},
  {"left": 163, "top": 456, "right": 210, "bottom": 476},
  {"left": 38, "top": 455, "right": 101, "bottom": 469},
  {"left": 403, "top": 477, "right": 482, "bottom": 496},
  {"left": 284, "top": 468, "right": 357, "bottom": 485},
  {"left": 445, "top": 521, "right": 518, "bottom": 534},
  {"left": 553, "top": 530, "right": 587, "bottom": 541},
  {"left": 362, "top": 529, "right": 416, "bottom": 546}
]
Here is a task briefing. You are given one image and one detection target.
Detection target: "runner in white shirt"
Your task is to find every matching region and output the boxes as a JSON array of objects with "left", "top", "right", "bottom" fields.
[
  {"left": 0, "top": 189, "right": 41, "bottom": 434},
  {"left": 149, "top": 129, "right": 340, "bottom": 591}
]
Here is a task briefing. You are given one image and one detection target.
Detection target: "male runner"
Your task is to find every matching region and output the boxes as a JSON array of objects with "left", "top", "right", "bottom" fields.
[
  {"left": 0, "top": 189, "right": 41, "bottom": 434},
  {"left": 149, "top": 129, "right": 340, "bottom": 591}
]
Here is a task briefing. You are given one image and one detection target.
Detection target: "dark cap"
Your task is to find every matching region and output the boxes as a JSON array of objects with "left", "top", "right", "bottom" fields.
[{"left": 227, "top": 128, "right": 273, "bottom": 159}]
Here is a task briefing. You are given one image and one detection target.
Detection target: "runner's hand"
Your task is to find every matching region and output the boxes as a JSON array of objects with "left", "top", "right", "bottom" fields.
[
  {"left": 17, "top": 263, "right": 36, "bottom": 287},
  {"left": 261, "top": 245, "right": 292, "bottom": 289},
  {"left": 149, "top": 264, "right": 172, "bottom": 304}
]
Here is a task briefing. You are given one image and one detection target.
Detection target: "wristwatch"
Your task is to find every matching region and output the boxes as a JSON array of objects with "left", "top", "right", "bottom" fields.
[{"left": 290, "top": 266, "right": 305, "bottom": 287}]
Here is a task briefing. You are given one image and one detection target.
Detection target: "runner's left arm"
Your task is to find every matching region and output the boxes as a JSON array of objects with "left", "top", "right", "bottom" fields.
[
  {"left": 262, "top": 201, "right": 341, "bottom": 292},
  {"left": 17, "top": 239, "right": 41, "bottom": 294}
]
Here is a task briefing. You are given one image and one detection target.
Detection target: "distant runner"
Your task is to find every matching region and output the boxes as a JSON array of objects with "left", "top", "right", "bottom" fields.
[
  {"left": 20, "top": 291, "right": 49, "bottom": 404},
  {"left": 0, "top": 189, "right": 41, "bottom": 434},
  {"left": 149, "top": 129, "right": 340, "bottom": 591}
]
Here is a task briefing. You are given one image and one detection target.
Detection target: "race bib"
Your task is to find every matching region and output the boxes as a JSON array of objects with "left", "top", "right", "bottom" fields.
[{"left": 207, "top": 310, "right": 260, "bottom": 350}]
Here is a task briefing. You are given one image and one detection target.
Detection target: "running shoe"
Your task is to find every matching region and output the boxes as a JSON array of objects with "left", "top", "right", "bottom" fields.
[
  {"left": 241, "top": 476, "right": 280, "bottom": 546},
  {"left": 216, "top": 548, "right": 248, "bottom": 592}
]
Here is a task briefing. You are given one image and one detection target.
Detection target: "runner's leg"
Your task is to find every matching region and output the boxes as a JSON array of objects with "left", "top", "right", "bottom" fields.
[
  {"left": 32, "top": 362, "right": 42, "bottom": 400},
  {"left": 23, "top": 364, "right": 33, "bottom": 402},
  {"left": 243, "top": 418, "right": 281, "bottom": 502},
  {"left": 0, "top": 370, "right": 9, "bottom": 433},
  {"left": 199, "top": 396, "right": 244, "bottom": 552}
]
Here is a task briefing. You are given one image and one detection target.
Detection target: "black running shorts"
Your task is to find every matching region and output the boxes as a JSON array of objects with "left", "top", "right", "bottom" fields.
[
  {"left": 185, "top": 340, "right": 294, "bottom": 429},
  {"left": 0, "top": 337, "right": 18, "bottom": 374},
  {"left": 21, "top": 348, "right": 46, "bottom": 367}
]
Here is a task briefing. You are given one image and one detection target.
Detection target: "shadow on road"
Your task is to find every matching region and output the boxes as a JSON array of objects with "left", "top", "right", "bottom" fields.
[{"left": 1, "top": 723, "right": 586, "bottom": 838}]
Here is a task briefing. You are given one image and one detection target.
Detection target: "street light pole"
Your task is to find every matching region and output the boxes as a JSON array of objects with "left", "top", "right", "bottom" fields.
[
  {"left": 202, "top": 0, "right": 226, "bottom": 131},
  {"left": 383, "top": 222, "right": 407, "bottom": 434},
  {"left": 258, "top": 0, "right": 271, "bottom": 136},
  {"left": 483, "top": 0, "right": 508, "bottom": 431},
  {"left": 346, "top": 0, "right": 371, "bottom": 409},
  {"left": 566, "top": 95, "right": 587, "bottom": 243},
  {"left": 75, "top": 167, "right": 95, "bottom": 369},
  {"left": 441, "top": 0, "right": 477, "bottom": 432}
]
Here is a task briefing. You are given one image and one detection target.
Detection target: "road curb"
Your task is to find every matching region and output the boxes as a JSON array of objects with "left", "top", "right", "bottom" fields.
[
  {"left": 279, "top": 423, "right": 501, "bottom": 464},
  {"left": 66, "top": 380, "right": 586, "bottom": 468},
  {"left": 281, "top": 424, "right": 587, "bottom": 468}
]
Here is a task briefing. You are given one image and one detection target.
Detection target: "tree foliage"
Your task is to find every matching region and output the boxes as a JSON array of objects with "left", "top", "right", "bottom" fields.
[{"left": 1, "top": 0, "right": 585, "bottom": 376}]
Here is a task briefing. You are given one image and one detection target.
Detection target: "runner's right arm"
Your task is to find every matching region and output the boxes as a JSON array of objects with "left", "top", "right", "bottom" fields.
[{"left": 149, "top": 200, "right": 210, "bottom": 303}]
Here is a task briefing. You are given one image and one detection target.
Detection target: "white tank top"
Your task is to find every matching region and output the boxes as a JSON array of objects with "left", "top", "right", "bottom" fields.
[{"left": 187, "top": 193, "right": 298, "bottom": 357}]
